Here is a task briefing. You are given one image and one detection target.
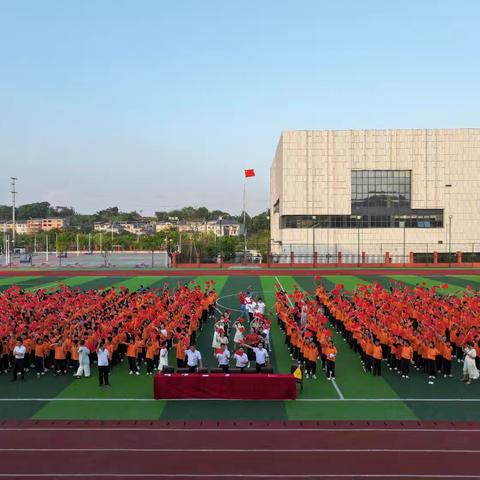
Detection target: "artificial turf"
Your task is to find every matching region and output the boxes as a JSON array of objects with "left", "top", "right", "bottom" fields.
[{"left": 0, "top": 272, "right": 479, "bottom": 421}]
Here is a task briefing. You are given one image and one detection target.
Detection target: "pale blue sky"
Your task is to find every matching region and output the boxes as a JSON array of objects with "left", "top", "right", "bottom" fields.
[{"left": 0, "top": 0, "right": 478, "bottom": 215}]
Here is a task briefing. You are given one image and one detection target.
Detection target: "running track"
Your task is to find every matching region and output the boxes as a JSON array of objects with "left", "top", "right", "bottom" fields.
[{"left": 1, "top": 421, "right": 479, "bottom": 478}]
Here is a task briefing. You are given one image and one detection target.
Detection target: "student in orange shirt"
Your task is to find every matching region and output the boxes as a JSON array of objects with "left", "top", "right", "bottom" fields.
[
  {"left": 442, "top": 340, "right": 453, "bottom": 378},
  {"left": 53, "top": 340, "right": 67, "bottom": 375},
  {"left": 372, "top": 339, "right": 383, "bottom": 377},
  {"left": 304, "top": 338, "right": 319, "bottom": 379},
  {"left": 400, "top": 341, "right": 413, "bottom": 378},
  {"left": 34, "top": 338, "right": 46, "bottom": 377},
  {"left": 426, "top": 341, "right": 439, "bottom": 384},
  {"left": 324, "top": 340, "right": 337, "bottom": 380},
  {"left": 126, "top": 338, "right": 140, "bottom": 375}
]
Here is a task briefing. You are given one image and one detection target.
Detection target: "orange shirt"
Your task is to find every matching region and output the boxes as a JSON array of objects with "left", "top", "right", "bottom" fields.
[
  {"left": 54, "top": 346, "right": 66, "bottom": 360},
  {"left": 127, "top": 344, "right": 137, "bottom": 358},
  {"left": 401, "top": 346, "right": 413, "bottom": 360},
  {"left": 426, "top": 347, "right": 439, "bottom": 361},
  {"left": 34, "top": 344, "right": 45, "bottom": 357},
  {"left": 372, "top": 345, "right": 382, "bottom": 360}
]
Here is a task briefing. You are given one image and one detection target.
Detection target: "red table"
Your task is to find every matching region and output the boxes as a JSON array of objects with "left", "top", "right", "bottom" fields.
[{"left": 154, "top": 373, "right": 297, "bottom": 400}]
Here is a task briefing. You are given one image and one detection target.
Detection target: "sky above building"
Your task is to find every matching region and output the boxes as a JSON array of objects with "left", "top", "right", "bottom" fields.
[{"left": 0, "top": 0, "right": 479, "bottom": 216}]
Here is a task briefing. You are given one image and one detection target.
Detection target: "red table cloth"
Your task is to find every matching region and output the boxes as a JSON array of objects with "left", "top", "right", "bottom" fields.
[{"left": 154, "top": 373, "right": 297, "bottom": 400}]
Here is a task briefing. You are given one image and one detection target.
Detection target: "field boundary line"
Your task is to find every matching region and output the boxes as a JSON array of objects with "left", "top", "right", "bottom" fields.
[{"left": 1, "top": 397, "right": 480, "bottom": 402}]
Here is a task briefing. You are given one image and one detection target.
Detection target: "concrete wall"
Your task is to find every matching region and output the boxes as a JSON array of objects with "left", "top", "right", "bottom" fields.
[{"left": 270, "top": 128, "right": 480, "bottom": 256}]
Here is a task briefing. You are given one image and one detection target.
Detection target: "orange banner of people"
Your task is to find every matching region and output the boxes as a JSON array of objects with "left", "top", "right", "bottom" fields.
[{"left": 244, "top": 169, "right": 255, "bottom": 178}]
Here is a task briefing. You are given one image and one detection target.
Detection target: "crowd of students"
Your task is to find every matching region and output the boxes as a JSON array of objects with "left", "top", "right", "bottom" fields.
[
  {"left": 316, "top": 281, "right": 480, "bottom": 385},
  {"left": 274, "top": 287, "right": 337, "bottom": 380},
  {"left": 0, "top": 281, "right": 218, "bottom": 383}
]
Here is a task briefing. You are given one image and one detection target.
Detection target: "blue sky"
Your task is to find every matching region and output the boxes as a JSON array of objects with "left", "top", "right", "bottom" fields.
[{"left": 0, "top": 0, "right": 479, "bottom": 215}]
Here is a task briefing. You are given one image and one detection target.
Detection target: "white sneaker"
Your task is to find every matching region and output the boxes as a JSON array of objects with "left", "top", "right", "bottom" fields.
[
  {"left": 405, "top": 376, "right": 409, "bottom": 379},
  {"left": 327, "top": 377, "right": 331, "bottom": 381},
  {"left": 135, "top": 371, "right": 140, "bottom": 376},
  {"left": 428, "top": 381, "right": 434, "bottom": 385},
  {"left": 129, "top": 371, "right": 133, "bottom": 375},
  {"left": 312, "top": 374, "right": 317, "bottom": 379},
  {"left": 305, "top": 373, "right": 310, "bottom": 379}
]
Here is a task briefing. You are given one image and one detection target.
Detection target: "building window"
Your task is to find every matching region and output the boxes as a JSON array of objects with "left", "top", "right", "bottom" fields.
[
  {"left": 352, "top": 170, "right": 411, "bottom": 212},
  {"left": 280, "top": 212, "right": 443, "bottom": 229}
]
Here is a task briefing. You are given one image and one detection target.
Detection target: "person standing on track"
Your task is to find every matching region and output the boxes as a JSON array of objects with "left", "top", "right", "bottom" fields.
[
  {"left": 97, "top": 340, "right": 110, "bottom": 387},
  {"left": 234, "top": 347, "right": 249, "bottom": 372}
]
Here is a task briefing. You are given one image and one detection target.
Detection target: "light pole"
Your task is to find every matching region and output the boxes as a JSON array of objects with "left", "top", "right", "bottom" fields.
[
  {"left": 218, "top": 216, "right": 223, "bottom": 266},
  {"left": 401, "top": 215, "right": 407, "bottom": 267},
  {"left": 449, "top": 215, "right": 453, "bottom": 266},
  {"left": 356, "top": 215, "right": 362, "bottom": 267},
  {"left": 312, "top": 215, "right": 317, "bottom": 267}
]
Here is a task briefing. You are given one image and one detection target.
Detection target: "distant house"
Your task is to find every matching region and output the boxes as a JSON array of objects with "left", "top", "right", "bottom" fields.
[
  {"left": 26, "top": 218, "right": 69, "bottom": 233},
  {"left": 94, "top": 221, "right": 154, "bottom": 235}
]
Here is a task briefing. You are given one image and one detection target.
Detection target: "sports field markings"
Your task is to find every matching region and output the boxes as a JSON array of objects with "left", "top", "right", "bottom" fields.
[
  {"left": 1, "top": 397, "right": 480, "bottom": 402},
  {"left": 274, "top": 275, "right": 345, "bottom": 400},
  {"left": 2, "top": 427, "right": 480, "bottom": 433},
  {"left": 0, "top": 448, "right": 478, "bottom": 453},
  {"left": 0, "top": 474, "right": 479, "bottom": 478}
]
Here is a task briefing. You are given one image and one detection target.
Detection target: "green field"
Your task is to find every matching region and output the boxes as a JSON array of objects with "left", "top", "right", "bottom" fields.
[{"left": 1, "top": 272, "right": 480, "bottom": 421}]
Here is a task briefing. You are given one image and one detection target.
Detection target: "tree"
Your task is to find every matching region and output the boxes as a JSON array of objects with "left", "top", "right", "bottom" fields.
[
  {"left": 17, "top": 202, "right": 51, "bottom": 220},
  {"left": 0, "top": 205, "right": 11, "bottom": 221},
  {"left": 55, "top": 232, "right": 71, "bottom": 266}
]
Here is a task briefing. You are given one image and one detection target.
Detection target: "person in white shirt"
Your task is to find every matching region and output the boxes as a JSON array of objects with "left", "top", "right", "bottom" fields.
[
  {"left": 12, "top": 338, "right": 26, "bottom": 382},
  {"left": 255, "top": 298, "right": 266, "bottom": 316},
  {"left": 75, "top": 340, "right": 91, "bottom": 378},
  {"left": 245, "top": 297, "right": 256, "bottom": 322},
  {"left": 97, "top": 341, "right": 110, "bottom": 387},
  {"left": 185, "top": 344, "right": 203, "bottom": 373},
  {"left": 215, "top": 344, "right": 231, "bottom": 373},
  {"left": 158, "top": 344, "right": 169, "bottom": 372},
  {"left": 234, "top": 347, "right": 249, "bottom": 372},
  {"left": 244, "top": 342, "right": 269, "bottom": 373}
]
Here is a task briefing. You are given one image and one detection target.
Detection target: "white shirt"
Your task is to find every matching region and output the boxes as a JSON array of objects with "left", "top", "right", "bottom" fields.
[
  {"left": 234, "top": 352, "right": 249, "bottom": 368},
  {"left": 97, "top": 348, "right": 109, "bottom": 366},
  {"left": 78, "top": 346, "right": 90, "bottom": 363},
  {"left": 13, "top": 345, "right": 26, "bottom": 359},
  {"left": 253, "top": 347, "right": 269, "bottom": 365},
  {"left": 246, "top": 300, "right": 256, "bottom": 314},
  {"left": 256, "top": 301, "right": 266, "bottom": 315},
  {"left": 185, "top": 349, "right": 202, "bottom": 367},
  {"left": 216, "top": 349, "right": 230, "bottom": 365}
]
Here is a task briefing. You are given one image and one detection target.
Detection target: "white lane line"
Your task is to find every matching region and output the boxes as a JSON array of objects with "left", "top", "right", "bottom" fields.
[
  {"left": 0, "top": 474, "right": 479, "bottom": 478},
  {"left": 0, "top": 448, "right": 478, "bottom": 453},
  {"left": 274, "top": 275, "right": 346, "bottom": 400},
  {"left": 1, "top": 427, "right": 480, "bottom": 433}
]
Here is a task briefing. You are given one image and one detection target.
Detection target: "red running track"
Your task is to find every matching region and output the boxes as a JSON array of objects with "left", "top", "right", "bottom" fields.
[{"left": 1, "top": 420, "right": 480, "bottom": 479}]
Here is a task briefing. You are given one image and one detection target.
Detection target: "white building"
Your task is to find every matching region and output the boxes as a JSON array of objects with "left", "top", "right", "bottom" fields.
[{"left": 270, "top": 129, "right": 480, "bottom": 262}]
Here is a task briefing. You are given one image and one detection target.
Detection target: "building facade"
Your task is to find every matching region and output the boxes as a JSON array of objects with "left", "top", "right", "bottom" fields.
[
  {"left": 25, "top": 218, "right": 69, "bottom": 233},
  {"left": 270, "top": 129, "right": 480, "bottom": 261}
]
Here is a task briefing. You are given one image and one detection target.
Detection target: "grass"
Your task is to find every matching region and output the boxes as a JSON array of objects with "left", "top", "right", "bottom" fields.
[{"left": 0, "top": 272, "right": 479, "bottom": 421}]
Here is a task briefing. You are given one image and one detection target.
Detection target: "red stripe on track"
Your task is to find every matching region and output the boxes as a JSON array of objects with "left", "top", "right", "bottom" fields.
[{"left": 0, "top": 421, "right": 479, "bottom": 478}]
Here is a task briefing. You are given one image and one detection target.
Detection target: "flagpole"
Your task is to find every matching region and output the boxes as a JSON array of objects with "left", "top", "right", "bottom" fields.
[{"left": 243, "top": 179, "right": 247, "bottom": 258}]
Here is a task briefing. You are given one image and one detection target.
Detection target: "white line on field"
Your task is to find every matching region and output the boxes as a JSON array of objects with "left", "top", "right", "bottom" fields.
[
  {"left": 0, "top": 397, "right": 480, "bottom": 402},
  {"left": 274, "top": 275, "right": 345, "bottom": 401},
  {"left": 0, "top": 448, "right": 478, "bottom": 453}
]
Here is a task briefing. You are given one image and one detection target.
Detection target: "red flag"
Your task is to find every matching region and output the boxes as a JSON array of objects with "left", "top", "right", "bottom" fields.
[{"left": 244, "top": 169, "right": 255, "bottom": 178}]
